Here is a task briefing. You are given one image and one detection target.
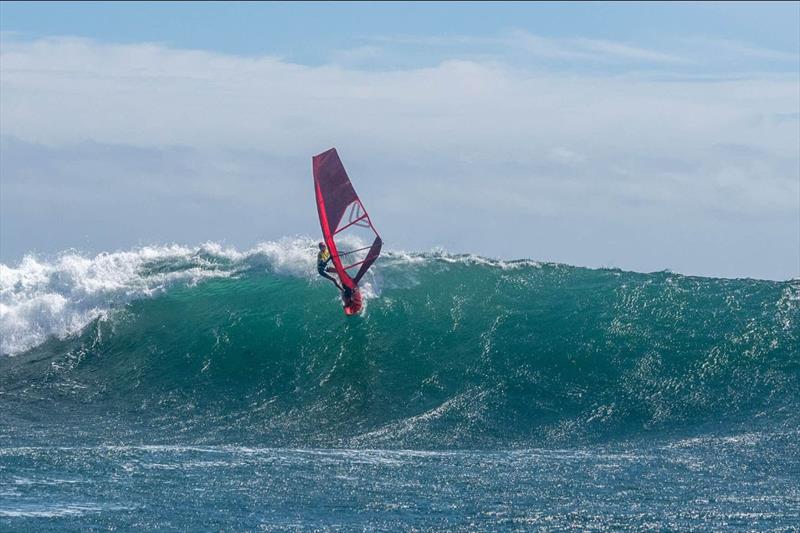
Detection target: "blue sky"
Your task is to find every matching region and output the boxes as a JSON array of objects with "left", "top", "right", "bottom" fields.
[
  {"left": 3, "top": 1, "right": 798, "bottom": 68},
  {"left": 1, "top": 2, "right": 798, "bottom": 279}
]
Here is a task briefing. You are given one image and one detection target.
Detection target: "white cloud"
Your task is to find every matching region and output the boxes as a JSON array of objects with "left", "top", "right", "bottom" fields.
[
  {"left": 2, "top": 37, "right": 796, "bottom": 156},
  {"left": 684, "top": 36, "right": 800, "bottom": 63},
  {"left": 508, "top": 31, "right": 689, "bottom": 64},
  {"left": 330, "top": 45, "right": 383, "bottom": 66},
  {"left": 566, "top": 37, "right": 688, "bottom": 64},
  {"left": 367, "top": 30, "right": 690, "bottom": 64},
  {"left": 1, "top": 36, "right": 798, "bottom": 279},
  {"left": 548, "top": 147, "right": 585, "bottom": 166},
  {"left": 363, "top": 30, "right": 799, "bottom": 71}
]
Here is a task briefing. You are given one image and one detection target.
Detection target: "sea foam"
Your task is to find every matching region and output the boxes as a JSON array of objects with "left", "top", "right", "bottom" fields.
[{"left": 0, "top": 239, "right": 325, "bottom": 356}]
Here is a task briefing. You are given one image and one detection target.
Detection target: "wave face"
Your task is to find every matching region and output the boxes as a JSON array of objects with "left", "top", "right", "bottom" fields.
[{"left": 1, "top": 240, "right": 798, "bottom": 448}]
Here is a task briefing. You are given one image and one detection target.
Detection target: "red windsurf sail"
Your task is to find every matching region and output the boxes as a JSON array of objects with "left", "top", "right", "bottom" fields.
[{"left": 313, "top": 148, "right": 382, "bottom": 289}]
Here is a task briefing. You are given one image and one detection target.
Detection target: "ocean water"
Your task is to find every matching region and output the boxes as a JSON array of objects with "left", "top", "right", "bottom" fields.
[{"left": 1, "top": 239, "right": 798, "bottom": 531}]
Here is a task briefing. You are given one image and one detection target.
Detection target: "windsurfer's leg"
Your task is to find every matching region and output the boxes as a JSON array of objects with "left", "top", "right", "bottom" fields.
[
  {"left": 319, "top": 270, "right": 342, "bottom": 290},
  {"left": 328, "top": 275, "right": 343, "bottom": 291}
]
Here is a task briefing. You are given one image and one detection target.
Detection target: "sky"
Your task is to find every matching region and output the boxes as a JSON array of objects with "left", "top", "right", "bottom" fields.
[{"left": 1, "top": 1, "right": 798, "bottom": 280}]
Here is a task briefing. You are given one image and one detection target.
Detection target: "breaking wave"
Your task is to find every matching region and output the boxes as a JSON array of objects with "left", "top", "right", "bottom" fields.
[{"left": 1, "top": 239, "right": 798, "bottom": 448}]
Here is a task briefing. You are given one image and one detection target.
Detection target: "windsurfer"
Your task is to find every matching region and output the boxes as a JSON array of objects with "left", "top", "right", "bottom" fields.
[
  {"left": 312, "top": 148, "right": 382, "bottom": 314},
  {"left": 317, "top": 242, "right": 343, "bottom": 290}
]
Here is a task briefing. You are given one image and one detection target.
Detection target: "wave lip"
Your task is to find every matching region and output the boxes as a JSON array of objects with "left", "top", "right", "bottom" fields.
[
  {"left": 0, "top": 238, "right": 420, "bottom": 356},
  {"left": 0, "top": 243, "right": 242, "bottom": 356}
]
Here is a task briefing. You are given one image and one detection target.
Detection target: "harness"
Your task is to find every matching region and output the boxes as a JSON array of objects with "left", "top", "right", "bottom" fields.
[{"left": 317, "top": 249, "right": 330, "bottom": 271}]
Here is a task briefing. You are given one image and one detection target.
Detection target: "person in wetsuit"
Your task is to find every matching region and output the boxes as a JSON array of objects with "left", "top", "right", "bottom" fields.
[{"left": 317, "top": 242, "right": 342, "bottom": 290}]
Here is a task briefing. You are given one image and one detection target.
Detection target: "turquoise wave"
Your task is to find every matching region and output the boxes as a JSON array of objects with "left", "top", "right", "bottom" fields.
[{"left": 2, "top": 250, "right": 798, "bottom": 448}]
